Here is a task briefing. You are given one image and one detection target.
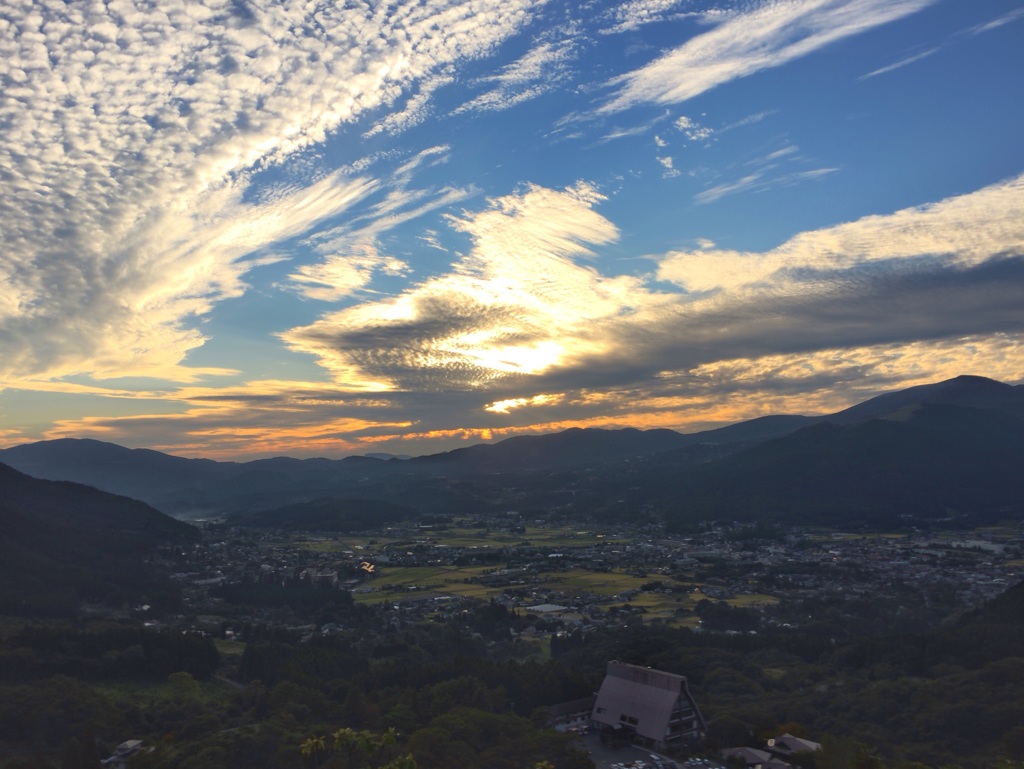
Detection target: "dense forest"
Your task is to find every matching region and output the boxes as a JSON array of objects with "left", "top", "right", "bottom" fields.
[{"left": 2, "top": 580, "right": 1023, "bottom": 769}]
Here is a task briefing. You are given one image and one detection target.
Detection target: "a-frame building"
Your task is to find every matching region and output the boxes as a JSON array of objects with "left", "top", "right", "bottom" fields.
[{"left": 591, "top": 661, "right": 706, "bottom": 749}]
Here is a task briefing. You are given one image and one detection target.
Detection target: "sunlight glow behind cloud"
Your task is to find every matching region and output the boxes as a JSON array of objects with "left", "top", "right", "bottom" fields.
[{"left": 279, "top": 182, "right": 672, "bottom": 390}]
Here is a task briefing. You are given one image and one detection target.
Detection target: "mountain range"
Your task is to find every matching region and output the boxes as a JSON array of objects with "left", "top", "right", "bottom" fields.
[{"left": 3, "top": 375, "right": 1024, "bottom": 531}]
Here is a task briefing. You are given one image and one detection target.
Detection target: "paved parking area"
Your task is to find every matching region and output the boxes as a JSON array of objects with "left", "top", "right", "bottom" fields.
[
  {"left": 575, "top": 732, "right": 724, "bottom": 769},
  {"left": 576, "top": 732, "right": 676, "bottom": 769}
]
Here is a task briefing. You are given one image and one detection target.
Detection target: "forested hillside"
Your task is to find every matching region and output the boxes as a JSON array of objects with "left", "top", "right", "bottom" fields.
[
  {"left": 2, "top": 581, "right": 1023, "bottom": 768},
  {"left": 0, "top": 463, "right": 198, "bottom": 617}
]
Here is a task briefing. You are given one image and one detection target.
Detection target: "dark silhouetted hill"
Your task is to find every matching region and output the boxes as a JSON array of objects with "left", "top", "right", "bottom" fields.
[
  {"left": 3, "top": 376, "right": 1022, "bottom": 529},
  {"left": 408, "top": 427, "right": 693, "bottom": 473},
  {"left": 0, "top": 462, "right": 198, "bottom": 617},
  {"left": 0, "top": 438, "right": 234, "bottom": 516},
  {"left": 658, "top": 401, "right": 1024, "bottom": 529},
  {"left": 828, "top": 374, "right": 1024, "bottom": 423}
]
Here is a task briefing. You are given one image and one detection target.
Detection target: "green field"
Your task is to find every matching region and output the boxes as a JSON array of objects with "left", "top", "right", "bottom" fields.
[
  {"left": 295, "top": 526, "right": 778, "bottom": 626},
  {"left": 543, "top": 568, "right": 647, "bottom": 596},
  {"left": 430, "top": 526, "right": 620, "bottom": 549},
  {"left": 294, "top": 525, "right": 629, "bottom": 553},
  {"left": 353, "top": 564, "right": 495, "bottom": 604},
  {"left": 806, "top": 530, "right": 910, "bottom": 542},
  {"left": 727, "top": 593, "right": 778, "bottom": 608},
  {"left": 352, "top": 561, "right": 774, "bottom": 630}
]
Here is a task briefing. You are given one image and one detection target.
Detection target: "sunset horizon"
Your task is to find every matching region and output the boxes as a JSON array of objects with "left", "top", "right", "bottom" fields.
[{"left": 3, "top": 0, "right": 1023, "bottom": 461}]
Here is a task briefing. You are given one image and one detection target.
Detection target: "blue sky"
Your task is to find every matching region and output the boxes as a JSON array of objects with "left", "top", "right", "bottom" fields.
[{"left": 1, "top": 0, "right": 1023, "bottom": 459}]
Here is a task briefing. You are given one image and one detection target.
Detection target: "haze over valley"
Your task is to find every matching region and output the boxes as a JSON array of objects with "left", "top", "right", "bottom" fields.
[{"left": 5, "top": 375, "right": 1023, "bottom": 531}]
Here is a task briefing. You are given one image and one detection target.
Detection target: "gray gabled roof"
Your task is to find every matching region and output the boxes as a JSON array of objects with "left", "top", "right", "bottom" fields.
[
  {"left": 591, "top": 661, "right": 705, "bottom": 743},
  {"left": 769, "top": 734, "right": 822, "bottom": 754}
]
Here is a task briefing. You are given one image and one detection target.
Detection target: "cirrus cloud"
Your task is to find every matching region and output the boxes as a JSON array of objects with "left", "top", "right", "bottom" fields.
[
  {"left": 0, "top": 0, "right": 546, "bottom": 385},
  {"left": 601, "top": 0, "right": 937, "bottom": 112}
]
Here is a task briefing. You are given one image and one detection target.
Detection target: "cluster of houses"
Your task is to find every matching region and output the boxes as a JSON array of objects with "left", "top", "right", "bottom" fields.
[
  {"left": 721, "top": 735, "right": 823, "bottom": 769},
  {"left": 163, "top": 518, "right": 1022, "bottom": 641}
]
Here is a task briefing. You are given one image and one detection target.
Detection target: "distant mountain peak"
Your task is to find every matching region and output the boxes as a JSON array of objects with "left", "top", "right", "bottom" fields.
[{"left": 827, "top": 374, "right": 1022, "bottom": 424}]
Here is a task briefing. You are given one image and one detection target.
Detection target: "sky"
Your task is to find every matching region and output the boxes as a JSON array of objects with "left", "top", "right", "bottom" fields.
[{"left": 1, "top": 0, "right": 1023, "bottom": 460}]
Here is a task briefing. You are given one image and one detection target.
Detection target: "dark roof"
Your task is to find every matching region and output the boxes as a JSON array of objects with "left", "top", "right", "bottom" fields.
[{"left": 722, "top": 747, "right": 772, "bottom": 765}]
